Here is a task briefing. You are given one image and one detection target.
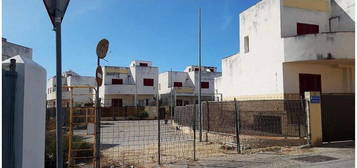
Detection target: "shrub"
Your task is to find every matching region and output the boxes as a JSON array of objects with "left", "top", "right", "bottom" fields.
[{"left": 137, "top": 111, "right": 149, "bottom": 119}]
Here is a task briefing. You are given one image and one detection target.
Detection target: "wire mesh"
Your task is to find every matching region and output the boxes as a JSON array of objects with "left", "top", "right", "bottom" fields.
[
  {"left": 174, "top": 99, "right": 308, "bottom": 157},
  {"left": 99, "top": 98, "right": 308, "bottom": 167},
  {"left": 100, "top": 105, "right": 156, "bottom": 167}
]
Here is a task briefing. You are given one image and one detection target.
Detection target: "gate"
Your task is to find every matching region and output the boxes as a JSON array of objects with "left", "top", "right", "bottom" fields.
[
  {"left": 2, "top": 59, "right": 17, "bottom": 168},
  {"left": 321, "top": 93, "right": 355, "bottom": 142}
]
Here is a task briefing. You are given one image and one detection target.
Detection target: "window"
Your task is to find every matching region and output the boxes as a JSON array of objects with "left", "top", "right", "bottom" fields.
[
  {"left": 139, "top": 63, "right": 148, "bottom": 67},
  {"left": 112, "top": 99, "right": 123, "bottom": 107},
  {"left": 244, "top": 36, "right": 249, "bottom": 53},
  {"left": 173, "top": 82, "right": 182, "bottom": 87},
  {"left": 297, "top": 23, "right": 319, "bottom": 35},
  {"left": 143, "top": 78, "right": 154, "bottom": 86},
  {"left": 112, "top": 79, "right": 123, "bottom": 85},
  {"left": 201, "top": 82, "right": 209, "bottom": 89},
  {"left": 194, "top": 68, "right": 199, "bottom": 71},
  {"left": 176, "top": 99, "right": 183, "bottom": 106}
]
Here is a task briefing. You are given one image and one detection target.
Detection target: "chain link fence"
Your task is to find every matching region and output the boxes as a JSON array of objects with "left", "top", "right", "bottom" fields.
[
  {"left": 174, "top": 99, "right": 308, "bottom": 157},
  {"left": 94, "top": 99, "right": 309, "bottom": 167}
]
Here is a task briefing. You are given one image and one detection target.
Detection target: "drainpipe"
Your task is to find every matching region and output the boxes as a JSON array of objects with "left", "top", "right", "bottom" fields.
[{"left": 328, "top": 16, "right": 340, "bottom": 32}]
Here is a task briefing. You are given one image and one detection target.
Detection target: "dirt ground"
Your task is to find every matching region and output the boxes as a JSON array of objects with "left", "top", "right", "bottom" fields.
[{"left": 96, "top": 120, "right": 306, "bottom": 168}]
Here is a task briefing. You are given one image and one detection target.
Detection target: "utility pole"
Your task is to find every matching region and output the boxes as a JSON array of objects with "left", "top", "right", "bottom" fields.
[{"left": 198, "top": 8, "right": 203, "bottom": 142}]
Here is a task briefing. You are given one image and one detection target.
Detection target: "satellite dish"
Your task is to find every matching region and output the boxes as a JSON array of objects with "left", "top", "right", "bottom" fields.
[{"left": 96, "top": 39, "right": 109, "bottom": 59}]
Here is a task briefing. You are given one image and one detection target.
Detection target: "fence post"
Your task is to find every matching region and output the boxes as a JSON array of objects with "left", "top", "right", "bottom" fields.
[
  {"left": 193, "top": 103, "right": 197, "bottom": 161},
  {"left": 156, "top": 95, "right": 161, "bottom": 165},
  {"left": 234, "top": 98, "right": 241, "bottom": 154},
  {"left": 304, "top": 94, "right": 311, "bottom": 146},
  {"left": 206, "top": 101, "right": 210, "bottom": 142},
  {"left": 298, "top": 98, "right": 305, "bottom": 138}
]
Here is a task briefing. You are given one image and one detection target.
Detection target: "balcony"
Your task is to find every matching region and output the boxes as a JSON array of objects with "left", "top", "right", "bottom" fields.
[
  {"left": 283, "top": 32, "right": 355, "bottom": 62},
  {"left": 104, "top": 84, "right": 157, "bottom": 95},
  {"left": 104, "top": 84, "right": 136, "bottom": 95},
  {"left": 174, "top": 87, "right": 195, "bottom": 94}
]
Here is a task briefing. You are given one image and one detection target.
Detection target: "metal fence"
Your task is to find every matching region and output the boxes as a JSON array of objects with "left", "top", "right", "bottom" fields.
[
  {"left": 49, "top": 98, "right": 309, "bottom": 167},
  {"left": 174, "top": 99, "right": 308, "bottom": 156}
]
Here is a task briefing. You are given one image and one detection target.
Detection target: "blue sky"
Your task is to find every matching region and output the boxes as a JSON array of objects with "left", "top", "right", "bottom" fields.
[{"left": 3, "top": 0, "right": 259, "bottom": 77}]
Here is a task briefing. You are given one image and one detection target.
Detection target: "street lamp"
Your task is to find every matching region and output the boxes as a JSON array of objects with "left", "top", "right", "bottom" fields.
[{"left": 43, "top": 0, "right": 70, "bottom": 167}]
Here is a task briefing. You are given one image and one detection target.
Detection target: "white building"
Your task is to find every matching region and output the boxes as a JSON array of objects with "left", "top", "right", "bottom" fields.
[
  {"left": 99, "top": 60, "right": 159, "bottom": 107},
  {"left": 159, "top": 66, "right": 222, "bottom": 106},
  {"left": 215, "top": 0, "right": 355, "bottom": 100},
  {"left": 47, "top": 70, "right": 96, "bottom": 107},
  {"left": 2, "top": 38, "right": 46, "bottom": 167}
]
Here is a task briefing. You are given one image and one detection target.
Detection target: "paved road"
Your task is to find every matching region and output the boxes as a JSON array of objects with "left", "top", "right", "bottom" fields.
[{"left": 164, "top": 141, "right": 355, "bottom": 168}]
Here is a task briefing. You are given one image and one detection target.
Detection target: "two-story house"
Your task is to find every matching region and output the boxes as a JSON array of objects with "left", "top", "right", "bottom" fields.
[
  {"left": 47, "top": 70, "right": 96, "bottom": 107},
  {"left": 215, "top": 0, "right": 355, "bottom": 100},
  {"left": 159, "top": 66, "right": 221, "bottom": 106},
  {"left": 99, "top": 60, "right": 159, "bottom": 107}
]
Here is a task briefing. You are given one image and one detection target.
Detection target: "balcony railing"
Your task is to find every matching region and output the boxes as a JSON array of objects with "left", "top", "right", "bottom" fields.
[
  {"left": 104, "top": 84, "right": 157, "bottom": 95},
  {"left": 104, "top": 84, "right": 136, "bottom": 95},
  {"left": 283, "top": 31, "right": 355, "bottom": 62}
]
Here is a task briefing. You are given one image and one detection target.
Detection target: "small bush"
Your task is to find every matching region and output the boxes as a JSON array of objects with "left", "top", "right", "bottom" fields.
[
  {"left": 137, "top": 111, "right": 149, "bottom": 119},
  {"left": 127, "top": 115, "right": 138, "bottom": 120}
]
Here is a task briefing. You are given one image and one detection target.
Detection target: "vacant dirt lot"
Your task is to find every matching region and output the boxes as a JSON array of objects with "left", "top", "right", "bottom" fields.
[{"left": 92, "top": 120, "right": 306, "bottom": 168}]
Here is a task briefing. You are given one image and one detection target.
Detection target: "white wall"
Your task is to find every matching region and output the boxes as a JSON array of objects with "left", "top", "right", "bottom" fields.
[
  {"left": 159, "top": 72, "right": 170, "bottom": 94},
  {"left": 281, "top": 5, "right": 331, "bottom": 37},
  {"left": 188, "top": 71, "right": 221, "bottom": 95},
  {"left": 331, "top": 0, "right": 355, "bottom": 32},
  {"left": 3, "top": 56, "right": 46, "bottom": 168},
  {"left": 130, "top": 65, "right": 158, "bottom": 95},
  {"left": 159, "top": 71, "right": 194, "bottom": 95},
  {"left": 333, "top": 0, "right": 355, "bottom": 19},
  {"left": 67, "top": 76, "right": 96, "bottom": 106},
  {"left": 219, "top": 0, "right": 285, "bottom": 100}
]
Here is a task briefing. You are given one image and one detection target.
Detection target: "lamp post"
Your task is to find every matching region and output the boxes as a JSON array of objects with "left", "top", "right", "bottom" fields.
[{"left": 43, "top": 0, "right": 70, "bottom": 167}]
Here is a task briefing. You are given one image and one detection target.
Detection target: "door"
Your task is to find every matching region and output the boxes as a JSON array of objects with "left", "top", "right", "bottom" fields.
[
  {"left": 112, "top": 99, "right": 123, "bottom": 107},
  {"left": 299, "top": 74, "right": 321, "bottom": 98}
]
